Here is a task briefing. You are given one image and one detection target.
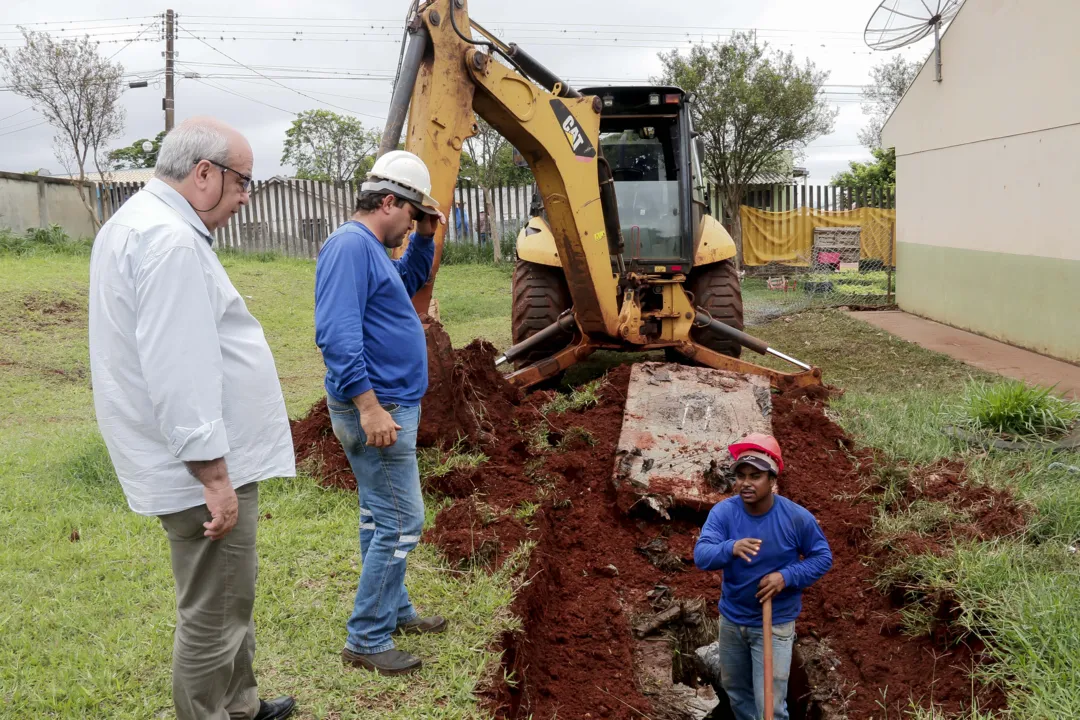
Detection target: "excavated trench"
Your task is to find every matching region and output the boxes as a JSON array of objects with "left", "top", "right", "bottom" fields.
[{"left": 291, "top": 325, "right": 1022, "bottom": 719}]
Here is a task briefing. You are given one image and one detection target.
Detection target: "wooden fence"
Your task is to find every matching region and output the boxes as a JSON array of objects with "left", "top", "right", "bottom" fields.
[
  {"left": 90, "top": 179, "right": 894, "bottom": 258},
  {"left": 93, "top": 178, "right": 539, "bottom": 258},
  {"left": 741, "top": 183, "right": 896, "bottom": 212}
]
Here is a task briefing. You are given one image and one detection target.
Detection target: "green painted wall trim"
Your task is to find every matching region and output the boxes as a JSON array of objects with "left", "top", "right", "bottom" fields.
[{"left": 897, "top": 242, "right": 1080, "bottom": 363}]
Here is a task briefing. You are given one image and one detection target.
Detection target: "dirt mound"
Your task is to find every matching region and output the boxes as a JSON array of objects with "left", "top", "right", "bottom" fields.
[
  {"left": 291, "top": 398, "right": 355, "bottom": 490},
  {"left": 419, "top": 322, "right": 521, "bottom": 447},
  {"left": 877, "top": 460, "right": 1028, "bottom": 554},
  {"left": 425, "top": 497, "right": 533, "bottom": 570},
  {"left": 290, "top": 320, "right": 520, "bottom": 490},
  {"left": 425, "top": 373, "right": 1012, "bottom": 719}
]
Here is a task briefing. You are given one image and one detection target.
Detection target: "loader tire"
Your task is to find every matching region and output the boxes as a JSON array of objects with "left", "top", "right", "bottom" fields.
[
  {"left": 511, "top": 260, "right": 572, "bottom": 368},
  {"left": 688, "top": 259, "right": 744, "bottom": 359}
]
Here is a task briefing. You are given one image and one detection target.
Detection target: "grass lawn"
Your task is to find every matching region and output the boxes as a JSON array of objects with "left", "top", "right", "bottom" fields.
[
  {"left": 756, "top": 311, "right": 1080, "bottom": 718},
  {"left": 0, "top": 256, "right": 519, "bottom": 720},
  {"left": 1, "top": 253, "right": 1077, "bottom": 718}
]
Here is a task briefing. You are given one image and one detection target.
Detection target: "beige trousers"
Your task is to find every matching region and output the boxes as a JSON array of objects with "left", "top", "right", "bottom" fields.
[{"left": 158, "top": 482, "right": 260, "bottom": 720}]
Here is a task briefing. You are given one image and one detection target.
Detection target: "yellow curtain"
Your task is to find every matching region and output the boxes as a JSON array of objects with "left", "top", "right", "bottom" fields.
[{"left": 739, "top": 205, "right": 896, "bottom": 267}]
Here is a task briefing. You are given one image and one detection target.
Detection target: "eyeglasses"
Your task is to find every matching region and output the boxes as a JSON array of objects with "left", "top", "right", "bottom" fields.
[{"left": 197, "top": 158, "right": 252, "bottom": 192}]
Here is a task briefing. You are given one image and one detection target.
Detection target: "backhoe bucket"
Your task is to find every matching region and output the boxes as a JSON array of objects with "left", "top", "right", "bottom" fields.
[{"left": 613, "top": 362, "right": 773, "bottom": 517}]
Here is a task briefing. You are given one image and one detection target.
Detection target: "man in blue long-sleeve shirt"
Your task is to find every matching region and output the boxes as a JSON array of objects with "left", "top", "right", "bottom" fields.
[
  {"left": 314, "top": 151, "right": 447, "bottom": 677},
  {"left": 694, "top": 433, "right": 832, "bottom": 720}
]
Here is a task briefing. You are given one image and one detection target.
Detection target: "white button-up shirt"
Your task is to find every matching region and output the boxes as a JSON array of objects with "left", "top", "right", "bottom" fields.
[{"left": 89, "top": 178, "right": 295, "bottom": 516}]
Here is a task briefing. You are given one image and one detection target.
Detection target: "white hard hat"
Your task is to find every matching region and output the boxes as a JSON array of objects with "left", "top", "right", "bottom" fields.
[{"left": 362, "top": 150, "right": 440, "bottom": 216}]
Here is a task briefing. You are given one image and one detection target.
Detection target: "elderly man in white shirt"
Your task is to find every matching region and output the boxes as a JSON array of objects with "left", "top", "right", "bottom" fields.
[{"left": 88, "top": 117, "right": 297, "bottom": 720}]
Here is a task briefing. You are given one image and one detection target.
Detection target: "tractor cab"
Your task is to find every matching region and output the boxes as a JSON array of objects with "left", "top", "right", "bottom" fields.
[{"left": 580, "top": 85, "right": 706, "bottom": 272}]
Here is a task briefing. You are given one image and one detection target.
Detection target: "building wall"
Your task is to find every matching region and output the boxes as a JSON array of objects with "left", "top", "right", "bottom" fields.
[
  {"left": 0, "top": 171, "right": 98, "bottom": 238},
  {"left": 883, "top": 0, "right": 1080, "bottom": 363},
  {"left": 0, "top": 174, "right": 40, "bottom": 232},
  {"left": 43, "top": 181, "right": 98, "bottom": 238}
]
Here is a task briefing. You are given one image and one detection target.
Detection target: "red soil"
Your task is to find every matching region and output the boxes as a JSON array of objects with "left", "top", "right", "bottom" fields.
[{"left": 292, "top": 339, "right": 1024, "bottom": 718}]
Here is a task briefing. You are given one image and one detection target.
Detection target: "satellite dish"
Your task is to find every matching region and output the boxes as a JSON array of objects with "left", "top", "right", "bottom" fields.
[{"left": 864, "top": 0, "right": 965, "bottom": 82}]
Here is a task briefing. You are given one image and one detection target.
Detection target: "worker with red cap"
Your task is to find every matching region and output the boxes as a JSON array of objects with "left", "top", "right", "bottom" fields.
[{"left": 694, "top": 433, "right": 833, "bottom": 720}]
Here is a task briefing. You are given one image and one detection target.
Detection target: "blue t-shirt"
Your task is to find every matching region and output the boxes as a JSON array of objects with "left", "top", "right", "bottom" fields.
[
  {"left": 314, "top": 221, "right": 434, "bottom": 406},
  {"left": 694, "top": 495, "right": 832, "bottom": 626}
]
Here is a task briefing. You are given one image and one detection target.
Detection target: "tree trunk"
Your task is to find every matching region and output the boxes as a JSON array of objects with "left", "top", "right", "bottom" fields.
[
  {"left": 74, "top": 165, "right": 102, "bottom": 233},
  {"left": 725, "top": 189, "right": 744, "bottom": 269},
  {"left": 484, "top": 186, "right": 500, "bottom": 263}
]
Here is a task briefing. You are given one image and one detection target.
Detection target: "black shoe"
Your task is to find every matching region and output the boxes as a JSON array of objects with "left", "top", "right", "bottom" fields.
[
  {"left": 393, "top": 615, "right": 448, "bottom": 636},
  {"left": 341, "top": 647, "right": 423, "bottom": 676},
  {"left": 254, "top": 696, "right": 296, "bottom": 720}
]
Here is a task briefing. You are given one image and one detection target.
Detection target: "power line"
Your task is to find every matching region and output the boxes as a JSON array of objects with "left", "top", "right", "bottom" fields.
[
  {"left": 0, "top": 16, "right": 157, "bottom": 28},
  {"left": 179, "top": 15, "right": 866, "bottom": 35},
  {"left": 0, "top": 113, "right": 45, "bottom": 132},
  {"left": 108, "top": 19, "right": 160, "bottom": 60},
  {"left": 0, "top": 106, "right": 34, "bottom": 124},
  {"left": 177, "top": 60, "right": 395, "bottom": 79},
  {"left": 175, "top": 23, "right": 386, "bottom": 121},
  {"left": 189, "top": 76, "right": 296, "bottom": 115},
  {"left": 170, "top": 33, "right": 882, "bottom": 53},
  {"left": 173, "top": 23, "right": 872, "bottom": 42},
  {"left": 180, "top": 74, "right": 391, "bottom": 82},
  {"left": 0, "top": 27, "right": 157, "bottom": 38},
  {"left": 0, "top": 71, "right": 162, "bottom": 92},
  {"left": 186, "top": 72, "right": 392, "bottom": 106},
  {"left": 0, "top": 119, "right": 48, "bottom": 137}
]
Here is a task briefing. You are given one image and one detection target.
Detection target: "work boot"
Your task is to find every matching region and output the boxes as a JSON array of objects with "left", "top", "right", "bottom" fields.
[
  {"left": 342, "top": 647, "right": 423, "bottom": 676},
  {"left": 393, "top": 615, "right": 448, "bottom": 636}
]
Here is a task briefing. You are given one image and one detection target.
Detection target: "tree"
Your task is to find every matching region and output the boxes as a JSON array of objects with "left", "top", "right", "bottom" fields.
[
  {"left": 658, "top": 32, "right": 836, "bottom": 260},
  {"left": 459, "top": 118, "right": 532, "bottom": 261},
  {"left": 831, "top": 147, "right": 896, "bottom": 209},
  {"left": 832, "top": 147, "right": 896, "bottom": 189},
  {"left": 858, "top": 55, "right": 920, "bottom": 148},
  {"left": 0, "top": 28, "right": 126, "bottom": 230},
  {"left": 108, "top": 130, "right": 166, "bottom": 170},
  {"left": 281, "top": 109, "right": 380, "bottom": 184}
]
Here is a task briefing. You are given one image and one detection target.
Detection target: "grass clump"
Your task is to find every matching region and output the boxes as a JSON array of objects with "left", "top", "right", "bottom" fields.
[
  {"left": 418, "top": 440, "right": 487, "bottom": 479},
  {"left": 0, "top": 225, "right": 94, "bottom": 257},
  {"left": 954, "top": 379, "right": 1080, "bottom": 440},
  {"left": 873, "top": 500, "right": 969, "bottom": 544},
  {"left": 542, "top": 378, "right": 604, "bottom": 415}
]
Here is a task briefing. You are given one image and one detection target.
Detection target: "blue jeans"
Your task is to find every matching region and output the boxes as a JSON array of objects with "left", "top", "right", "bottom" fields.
[
  {"left": 718, "top": 616, "right": 795, "bottom": 720},
  {"left": 327, "top": 396, "right": 424, "bottom": 655}
]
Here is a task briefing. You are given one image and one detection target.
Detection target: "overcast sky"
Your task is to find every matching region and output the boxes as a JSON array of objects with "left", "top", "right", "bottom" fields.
[{"left": 0, "top": 0, "right": 935, "bottom": 182}]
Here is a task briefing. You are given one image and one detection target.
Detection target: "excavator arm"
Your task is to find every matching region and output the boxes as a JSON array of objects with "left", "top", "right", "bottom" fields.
[
  {"left": 386, "top": 0, "right": 621, "bottom": 339},
  {"left": 382, "top": 0, "right": 823, "bottom": 511},
  {"left": 383, "top": 0, "right": 821, "bottom": 393}
]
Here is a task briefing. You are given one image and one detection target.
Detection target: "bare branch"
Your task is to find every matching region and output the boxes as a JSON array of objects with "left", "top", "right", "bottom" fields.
[{"left": 0, "top": 28, "right": 125, "bottom": 230}]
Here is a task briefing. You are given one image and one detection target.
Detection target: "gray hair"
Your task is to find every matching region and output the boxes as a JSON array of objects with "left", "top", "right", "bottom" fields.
[{"left": 155, "top": 122, "right": 231, "bottom": 182}]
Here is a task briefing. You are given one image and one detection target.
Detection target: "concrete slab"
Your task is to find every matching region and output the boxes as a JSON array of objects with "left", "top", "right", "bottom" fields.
[
  {"left": 848, "top": 311, "right": 1080, "bottom": 399},
  {"left": 612, "top": 362, "right": 772, "bottom": 515}
]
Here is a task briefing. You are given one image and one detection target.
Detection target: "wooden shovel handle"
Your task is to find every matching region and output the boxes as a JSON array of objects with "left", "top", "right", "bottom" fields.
[{"left": 763, "top": 597, "right": 774, "bottom": 720}]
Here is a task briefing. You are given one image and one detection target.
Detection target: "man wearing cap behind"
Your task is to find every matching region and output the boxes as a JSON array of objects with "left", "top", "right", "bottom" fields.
[
  {"left": 694, "top": 434, "right": 833, "bottom": 720},
  {"left": 314, "top": 150, "right": 446, "bottom": 676}
]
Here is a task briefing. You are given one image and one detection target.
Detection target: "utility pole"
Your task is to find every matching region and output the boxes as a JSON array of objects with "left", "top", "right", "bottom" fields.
[{"left": 164, "top": 9, "right": 175, "bottom": 132}]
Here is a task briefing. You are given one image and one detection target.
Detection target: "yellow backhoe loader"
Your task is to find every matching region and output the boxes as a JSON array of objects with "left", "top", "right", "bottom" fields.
[{"left": 383, "top": 0, "right": 823, "bottom": 507}]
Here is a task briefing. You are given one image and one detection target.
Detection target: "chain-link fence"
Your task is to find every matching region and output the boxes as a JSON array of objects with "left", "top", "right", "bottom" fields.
[{"left": 735, "top": 184, "right": 896, "bottom": 325}]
